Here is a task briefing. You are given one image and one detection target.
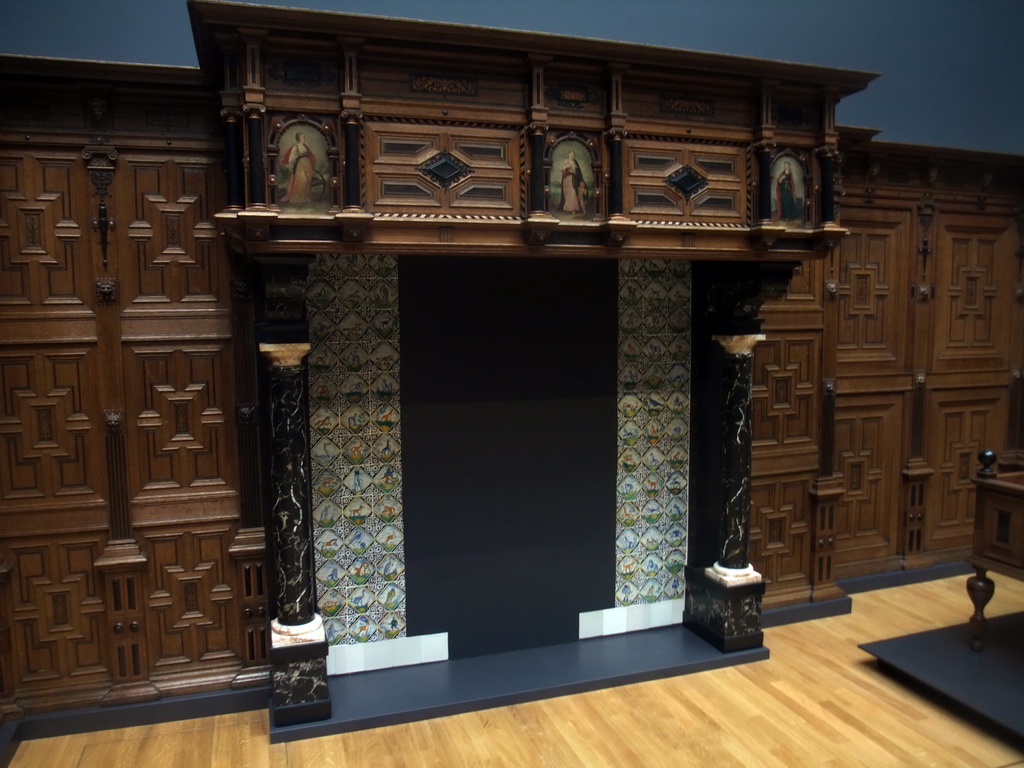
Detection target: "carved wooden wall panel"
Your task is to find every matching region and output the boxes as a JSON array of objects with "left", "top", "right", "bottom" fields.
[
  {"left": 931, "top": 216, "right": 1015, "bottom": 373},
  {"left": 6, "top": 536, "right": 109, "bottom": 709},
  {"left": 116, "top": 156, "right": 223, "bottom": 309},
  {"left": 141, "top": 524, "right": 240, "bottom": 687},
  {"left": 924, "top": 387, "right": 1008, "bottom": 553},
  {"left": 0, "top": 347, "right": 105, "bottom": 518},
  {"left": 835, "top": 209, "right": 911, "bottom": 376},
  {"left": 0, "top": 153, "right": 91, "bottom": 314},
  {"left": 122, "top": 342, "right": 235, "bottom": 510},
  {"left": 832, "top": 394, "right": 903, "bottom": 575},
  {"left": 748, "top": 474, "right": 811, "bottom": 604},
  {"left": 752, "top": 332, "right": 819, "bottom": 461}
]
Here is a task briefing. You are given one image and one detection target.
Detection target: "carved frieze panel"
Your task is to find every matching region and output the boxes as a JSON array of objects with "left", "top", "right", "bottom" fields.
[
  {"left": 624, "top": 138, "right": 746, "bottom": 223},
  {"left": 364, "top": 121, "right": 519, "bottom": 215},
  {"left": 0, "top": 154, "right": 89, "bottom": 310},
  {"left": 119, "top": 156, "right": 222, "bottom": 308}
]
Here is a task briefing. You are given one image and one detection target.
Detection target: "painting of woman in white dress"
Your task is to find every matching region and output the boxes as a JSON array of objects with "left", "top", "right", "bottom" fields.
[{"left": 277, "top": 124, "right": 329, "bottom": 212}]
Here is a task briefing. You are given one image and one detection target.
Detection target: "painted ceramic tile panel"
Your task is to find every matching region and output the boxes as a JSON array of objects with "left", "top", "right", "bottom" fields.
[
  {"left": 616, "top": 259, "right": 691, "bottom": 605},
  {"left": 308, "top": 254, "right": 406, "bottom": 645}
]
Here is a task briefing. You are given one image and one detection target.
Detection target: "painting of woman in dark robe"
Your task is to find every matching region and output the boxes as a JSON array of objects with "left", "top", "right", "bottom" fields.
[
  {"left": 550, "top": 139, "right": 595, "bottom": 220},
  {"left": 770, "top": 156, "right": 805, "bottom": 224}
]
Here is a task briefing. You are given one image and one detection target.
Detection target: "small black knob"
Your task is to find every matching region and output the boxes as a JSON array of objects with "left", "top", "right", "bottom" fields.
[{"left": 977, "top": 450, "right": 998, "bottom": 477}]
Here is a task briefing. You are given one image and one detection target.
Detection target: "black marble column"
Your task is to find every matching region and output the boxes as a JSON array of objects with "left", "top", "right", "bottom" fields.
[
  {"left": 715, "top": 334, "right": 762, "bottom": 572},
  {"left": 685, "top": 262, "right": 794, "bottom": 652},
  {"left": 263, "top": 343, "right": 314, "bottom": 626},
  {"left": 260, "top": 342, "right": 331, "bottom": 727}
]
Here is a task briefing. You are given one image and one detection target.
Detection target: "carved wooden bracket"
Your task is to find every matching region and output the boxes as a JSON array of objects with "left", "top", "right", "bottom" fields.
[{"left": 82, "top": 144, "right": 118, "bottom": 269}]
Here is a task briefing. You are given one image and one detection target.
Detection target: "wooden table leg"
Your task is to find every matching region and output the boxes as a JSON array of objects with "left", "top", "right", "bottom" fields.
[{"left": 966, "top": 566, "right": 994, "bottom": 651}]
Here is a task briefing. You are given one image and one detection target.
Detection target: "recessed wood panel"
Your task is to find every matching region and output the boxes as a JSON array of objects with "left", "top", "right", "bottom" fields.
[
  {"left": 925, "top": 387, "right": 1008, "bottom": 552},
  {"left": 833, "top": 394, "right": 902, "bottom": 573},
  {"left": 835, "top": 210, "right": 910, "bottom": 375},
  {"left": 122, "top": 343, "right": 235, "bottom": 500},
  {"left": 752, "top": 333, "right": 819, "bottom": 454},
  {"left": 749, "top": 474, "right": 811, "bottom": 604},
  {"left": 930, "top": 216, "right": 1014, "bottom": 373}
]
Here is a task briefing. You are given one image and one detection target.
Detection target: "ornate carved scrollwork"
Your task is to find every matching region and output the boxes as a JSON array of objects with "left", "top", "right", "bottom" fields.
[{"left": 83, "top": 144, "right": 118, "bottom": 269}]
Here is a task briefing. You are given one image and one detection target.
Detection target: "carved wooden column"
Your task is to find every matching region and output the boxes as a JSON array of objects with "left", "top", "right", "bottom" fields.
[
  {"left": 685, "top": 262, "right": 794, "bottom": 652},
  {"left": 260, "top": 341, "right": 331, "bottom": 726}
]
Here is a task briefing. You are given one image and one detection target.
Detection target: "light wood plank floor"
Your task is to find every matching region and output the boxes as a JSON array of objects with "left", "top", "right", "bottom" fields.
[{"left": 9, "top": 574, "right": 1024, "bottom": 768}]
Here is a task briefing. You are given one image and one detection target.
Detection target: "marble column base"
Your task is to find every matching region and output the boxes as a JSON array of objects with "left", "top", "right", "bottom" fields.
[
  {"left": 683, "top": 565, "right": 764, "bottom": 653},
  {"left": 270, "top": 615, "right": 332, "bottom": 727},
  {"left": 705, "top": 561, "right": 763, "bottom": 587}
]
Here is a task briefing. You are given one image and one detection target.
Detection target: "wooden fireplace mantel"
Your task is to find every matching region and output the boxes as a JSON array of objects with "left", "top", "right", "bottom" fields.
[{"left": 190, "top": 0, "right": 875, "bottom": 262}]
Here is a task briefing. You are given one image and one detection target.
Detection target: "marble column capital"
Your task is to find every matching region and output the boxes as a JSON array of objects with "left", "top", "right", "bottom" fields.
[
  {"left": 712, "top": 334, "right": 765, "bottom": 356},
  {"left": 260, "top": 342, "right": 310, "bottom": 367}
]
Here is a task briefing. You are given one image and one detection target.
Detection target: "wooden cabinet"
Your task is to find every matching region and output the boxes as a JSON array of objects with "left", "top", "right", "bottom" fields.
[{"left": 966, "top": 469, "right": 1024, "bottom": 650}]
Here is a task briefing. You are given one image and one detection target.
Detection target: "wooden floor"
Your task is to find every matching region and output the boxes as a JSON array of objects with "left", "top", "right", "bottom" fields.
[{"left": 8, "top": 574, "right": 1024, "bottom": 768}]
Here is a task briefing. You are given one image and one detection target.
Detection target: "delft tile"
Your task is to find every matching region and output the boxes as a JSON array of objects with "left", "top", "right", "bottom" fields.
[
  {"left": 351, "top": 615, "right": 377, "bottom": 642},
  {"left": 641, "top": 578, "right": 664, "bottom": 603},
  {"left": 348, "top": 557, "right": 374, "bottom": 585},
  {"left": 345, "top": 528, "right": 373, "bottom": 556},
  {"left": 378, "top": 583, "right": 405, "bottom": 612},
  {"left": 640, "top": 527, "right": 665, "bottom": 552},
  {"left": 318, "top": 589, "right": 344, "bottom": 617},
  {"left": 615, "top": 529, "right": 640, "bottom": 553},
  {"left": 340, "top": 375, "right": 369, "bottom": 403},
  {"left": 381, "top": 613, "right": 406, "bottom": 639},
  {"left": 615, "top": 582, "right": 638, "bottom": 605},
  {"left": 311, "top": 438, "right": 342, "bottom": 469},
  {"left": 376, "top": 524, "right": 403, "bottom": 552},
  {"left": 370, "top": 342, "right": 400, "bottom": 371},
  {"left": 641, "top": 553, "right": 665, "bottom": 578},
  {"left": 342, "top": 437, "right": 371, "bottom": 465},
  {"left": 378, "top": 554, "right": 404, "bottom": 581},
  {"left": 315, "top": 530, "right": 343, "bottom": 559},
  {"left": 313, "top": 499, "right": 343, "bottom": 527},
  {"left": 347, "top": 586, "right": 376, "bottom": 613},
  {"left": 374, "top": 495, "right": 402, "bottom": 523},
  {"left": 665, "top": 549, "right": 686, "bottom": 574},
  {"left": 317, "top": 561, "right": 344, "bottom": 589},
  {"left": 372, "top": 434, "right": 400, "bottom": 462},
  {"left": 308, "top": 311, "right": 335, "bottom": 341},
  {"left": 343, "top": 498, "right": 373, "bottom": 524},
  {"left": 616, "top": 555, "right": 640, "bottom": 580}
]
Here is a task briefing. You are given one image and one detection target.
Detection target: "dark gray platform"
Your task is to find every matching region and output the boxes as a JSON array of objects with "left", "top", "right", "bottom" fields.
[
  {"left": 861, "top": 612, "right": 1024, "bottom": 742},
  {"left": 271, "top": 624, "right": 769, "bottom": 743}
]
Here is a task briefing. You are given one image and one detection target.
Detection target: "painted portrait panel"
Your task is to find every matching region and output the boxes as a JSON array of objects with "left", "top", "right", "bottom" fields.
[
  {"left": 277, "top": 123, "right": 330, "bottom": 213},
  {"left": 770, "top": 154, "right": 806, "bottom": 225},
  {"left": 549, "top": 138, "right": 596, "bottom": 220}
]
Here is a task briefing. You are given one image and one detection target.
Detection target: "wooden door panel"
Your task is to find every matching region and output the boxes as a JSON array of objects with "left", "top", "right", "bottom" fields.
[
  {"left": 833, "top": 394, "right": 902, "bottom": 573},
  {"left": 752, "top": 332, "right": 819, "bottom": 459}
]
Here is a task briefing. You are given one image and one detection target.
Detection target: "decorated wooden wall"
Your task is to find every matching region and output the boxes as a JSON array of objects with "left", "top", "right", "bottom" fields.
[
  {"left": 0, "top": 61, "right": 264, "bottom": 716},
  {"left": 749, "top": 139, "right": 1024, "bottom": 606}
]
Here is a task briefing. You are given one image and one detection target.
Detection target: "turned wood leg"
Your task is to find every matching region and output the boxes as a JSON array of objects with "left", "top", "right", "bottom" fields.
[{"left": 966, "top": 567, "right": 995, "bottom": 652}]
